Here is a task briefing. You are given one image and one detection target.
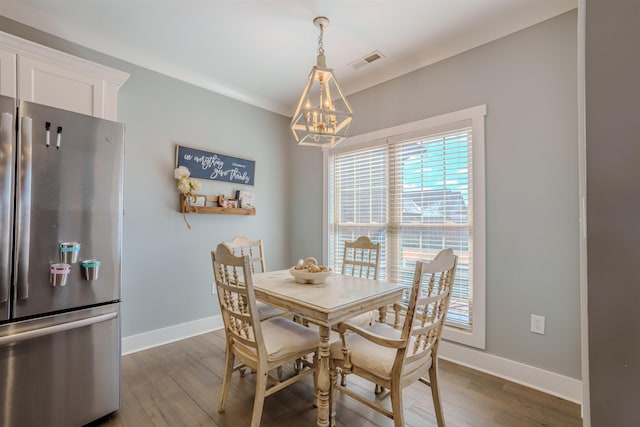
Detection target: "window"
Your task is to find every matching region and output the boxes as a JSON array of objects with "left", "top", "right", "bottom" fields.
[{"left": 325, "top": 106, "right": 486, "bottom": 348}]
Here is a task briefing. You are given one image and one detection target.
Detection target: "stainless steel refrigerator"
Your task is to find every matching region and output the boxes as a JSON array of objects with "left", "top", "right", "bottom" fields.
[{"left": 0, "top": 95, "right": 123, "bottom": 426}]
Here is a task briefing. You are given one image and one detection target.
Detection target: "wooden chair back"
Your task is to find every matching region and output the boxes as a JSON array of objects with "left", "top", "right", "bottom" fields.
[
  {"left": 341, "top": 236, "right": 380, "bottom": 280},
  {"left": 226, "top": 235, "right": 266, "bottom": 273},
  {"left": 393, "top": 248, "right": 457, "bottom": 384},
  {"left": 211, "top": 243, "right": 266, "bottom": 361}
]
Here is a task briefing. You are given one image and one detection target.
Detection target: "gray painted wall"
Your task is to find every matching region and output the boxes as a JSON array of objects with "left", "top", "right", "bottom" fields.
[
  {"left": 586, "top": 1, "right": 640, "bottom": 425},
  {"left": 1, "top": 10, "right": 582, "bottom": 381},
  {"left": 290, "top": 11, "right": 581, "bottom": 378},
  {"left": 0, "top": 17, "right": 291, "bottom": 338}
]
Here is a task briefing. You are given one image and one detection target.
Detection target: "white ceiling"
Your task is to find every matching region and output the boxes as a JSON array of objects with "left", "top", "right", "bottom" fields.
[{"left": 0, "top": 0, "right": 577, "bottom": 117}]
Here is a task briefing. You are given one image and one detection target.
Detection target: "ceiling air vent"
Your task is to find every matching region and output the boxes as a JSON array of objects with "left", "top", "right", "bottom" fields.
[{"left": 349, "top": 50, "right": 385, "bottom": 70}]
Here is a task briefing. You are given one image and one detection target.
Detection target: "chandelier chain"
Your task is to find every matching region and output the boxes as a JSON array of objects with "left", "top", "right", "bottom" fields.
[{"left": 317, "top": 24, "right": 325, "bottom": 56}]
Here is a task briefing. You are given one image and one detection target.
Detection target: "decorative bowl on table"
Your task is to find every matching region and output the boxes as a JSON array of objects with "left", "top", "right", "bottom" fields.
[{"left": 289, "top": 267, "right": 332, "bottom": 285}]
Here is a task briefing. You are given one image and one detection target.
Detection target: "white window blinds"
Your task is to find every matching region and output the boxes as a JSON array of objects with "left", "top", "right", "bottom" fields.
[
  {"left": 329, "top": 146, "right": 389, "bottom": 280},
  {"left": 329, "top": 125, "right": 474, "bottom": 331}
]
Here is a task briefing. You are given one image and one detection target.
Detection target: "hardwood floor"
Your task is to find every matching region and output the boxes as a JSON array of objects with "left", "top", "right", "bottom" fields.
[{"left": 89, "top": 330, "right": 582, "bottom": 427}]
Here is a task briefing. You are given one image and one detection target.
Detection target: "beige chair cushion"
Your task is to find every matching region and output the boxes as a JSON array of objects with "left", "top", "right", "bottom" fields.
[
  {"left": 344, "top": 310, "right": 377, "bottom": 328},
  {"left": 256, "top": 301, "right": 285, "bottom": 320},
  {"left": 235, "top": 317, "right": 319, "bottom": 363},
  {"left": 330, "top": 323, "right": 432, "bottom": 380}
]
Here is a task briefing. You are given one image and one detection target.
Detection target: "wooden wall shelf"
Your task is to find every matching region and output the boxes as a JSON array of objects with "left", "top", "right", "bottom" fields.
[{"left": 180, "top": 194, "right": 256, "bottom": 215}]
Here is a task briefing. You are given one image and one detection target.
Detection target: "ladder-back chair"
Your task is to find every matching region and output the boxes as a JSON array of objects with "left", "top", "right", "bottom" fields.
[
  {"left": 224, "top": 235, "right": 284, "bottom": 321},
  {"left": 340, "top": 236, "right": 381, "bottom": 327},
  {"left": 212, "top": 243, "right": 319, "bottom": 427},
  {"left": 226, "top": 235, "right": 266, "bottom": 274},
  {"left": 338, "top": 236, "right": 382, "bottom": 387},
  {"left": 330, "top": 248, "right": 457, "bottom": 427},
  {"left": 341, "top": 236, "right": 380, "bottom": 280}
]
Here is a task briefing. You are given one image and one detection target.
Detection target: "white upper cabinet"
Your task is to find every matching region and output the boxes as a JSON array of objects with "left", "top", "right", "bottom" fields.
[
  {"left": 0, "top": 47, "right": 17, "bottom": 98},
  {"left": 0, "top": 31, "right": 128, "bottom": 121}
]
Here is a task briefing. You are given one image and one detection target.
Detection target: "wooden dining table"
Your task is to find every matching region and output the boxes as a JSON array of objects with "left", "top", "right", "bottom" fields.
[{"left": 251, "top": 269, "right": 405, "bottom": 427}]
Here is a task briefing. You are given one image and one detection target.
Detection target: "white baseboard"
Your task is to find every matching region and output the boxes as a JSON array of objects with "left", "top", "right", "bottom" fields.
[
  {"left": 439, "top": 340, "right": 582, "bottom": 405},
  {"left": 121, "top": 315, "right": 224, "bottom": 355},
  {"left": 121, "top": 317, "right": 582, "bottom": 406}
]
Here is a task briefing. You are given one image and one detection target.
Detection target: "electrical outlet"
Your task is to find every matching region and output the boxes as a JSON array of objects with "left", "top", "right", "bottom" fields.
[
  {"left": 211, "top": 282, "right": 217, "bottom": 295},
  {"left": 530, "top": 314, "right": 545, "bottom": 335}
]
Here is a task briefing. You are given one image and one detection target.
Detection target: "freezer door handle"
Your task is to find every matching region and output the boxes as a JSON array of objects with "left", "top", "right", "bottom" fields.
[
  {"left": 0, "top": 311, "right": 118, "bottom": 346},
  {"left": 16, "top": 116, "right": 32, "bottom": 300},
  {"left": 0, "top": 112, "right": 13, "bottom": 303}
]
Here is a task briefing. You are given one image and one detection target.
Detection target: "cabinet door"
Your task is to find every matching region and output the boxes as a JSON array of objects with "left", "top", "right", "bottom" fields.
[
  {"left": 0, "top": 47, "right": 16, "bottom": 98},
  {"left": 18, "top": 55, "right": 106, "bottom": 118}
]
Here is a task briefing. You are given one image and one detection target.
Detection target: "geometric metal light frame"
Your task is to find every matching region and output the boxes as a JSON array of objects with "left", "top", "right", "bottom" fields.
[{"left": 290, "top": 17, "right": 353, "bottom": 148}]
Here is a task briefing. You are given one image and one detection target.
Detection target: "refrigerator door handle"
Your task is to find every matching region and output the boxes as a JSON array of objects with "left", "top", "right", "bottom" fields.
[
  {"left": 16, "top": 116, "right": 32, "bottom": 300},
  {"left": 0, "top": 112, "right": 13, "bottom": 303},
  {"left": 0, "top": 311, "right": 118, "bottom": 346}
]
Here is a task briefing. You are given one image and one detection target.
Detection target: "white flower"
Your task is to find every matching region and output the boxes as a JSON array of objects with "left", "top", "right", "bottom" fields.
[
  {"left": 174, "top": 166, "right": 190, "bottom": 180},
  {"left": 177, "top": 177, "right": 192, "bottom": 194},
  {"left": 174, "top": 166, "right": 200, "bottom": 195},
  {"left": 189, "top": 178, "right": 201, "bottom": 191}
]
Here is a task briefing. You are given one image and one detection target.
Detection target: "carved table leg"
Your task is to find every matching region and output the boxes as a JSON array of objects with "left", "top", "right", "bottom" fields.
[
  {"left": 316, "top": 325, "right": 331, "bottom": 427},
  {"left": 330, "top": 365, "right": 338, "bottom": 427},
  {"left": 379, "top": 305, "right": 388, "bottom": 324}
]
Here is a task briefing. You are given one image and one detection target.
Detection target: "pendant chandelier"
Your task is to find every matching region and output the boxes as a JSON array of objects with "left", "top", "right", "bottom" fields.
[{"left": 290, "top": 17, "right": 353, "bottom": 148}]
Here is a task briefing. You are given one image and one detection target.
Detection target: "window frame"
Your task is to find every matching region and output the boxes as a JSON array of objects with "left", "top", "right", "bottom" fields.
[{"left": 323, "top": 105, "right": 486, "bottom": 349}]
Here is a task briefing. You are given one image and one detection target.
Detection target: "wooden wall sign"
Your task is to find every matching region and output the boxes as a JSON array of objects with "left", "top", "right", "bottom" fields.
[{"left": 175, "top": 145, "right": 255, "bottom": 185}]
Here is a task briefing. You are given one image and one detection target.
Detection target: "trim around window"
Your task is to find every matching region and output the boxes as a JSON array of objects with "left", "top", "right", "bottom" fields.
[{"left": 323, "top": 105, "right": 486, "bottom": 349}]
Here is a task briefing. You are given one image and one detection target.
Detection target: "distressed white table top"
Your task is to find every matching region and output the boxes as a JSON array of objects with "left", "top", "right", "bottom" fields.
[{"left": 252, "top": 270, "right": 404, "bottom": 326}]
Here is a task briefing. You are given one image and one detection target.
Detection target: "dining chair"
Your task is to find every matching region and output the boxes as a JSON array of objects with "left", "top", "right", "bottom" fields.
[
  {"left": 226, "top": 235, "right": 266, "bottom": 273},
  {"left": 212, "top": 243, "right": 319, "bottom": 427},
  {"left": 337, "top": 236, "right": 382, "bottom": 387},
  {"left": 340, "top": 236, "right": 382, "bottom": 327},
  {"left": 224, "top": 235, "right": 285, "bottom": 321},
  {"left": 329, "top": 248, "right": 457, "bottom": 427},
  {"left": 341, "top": 235, "right": 380, "bottom": 280},
  {"left": 224, "top": 235, "right": 295, "bottom": 380}
]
